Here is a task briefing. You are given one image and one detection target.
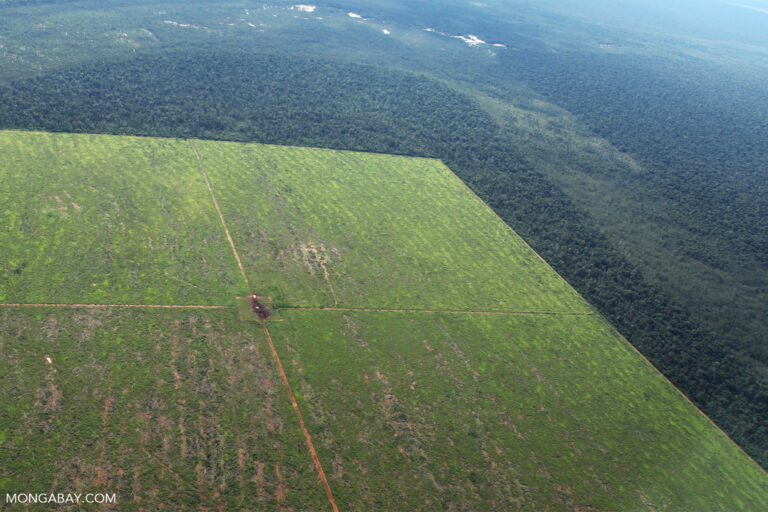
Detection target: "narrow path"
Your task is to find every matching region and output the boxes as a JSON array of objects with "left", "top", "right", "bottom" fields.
[
  {"left": 284, "top": 306, "right": 595, "bottom": 316},
  {"left": 260, "top": 319, "right": 340, "bottom": 512},
  {"left": 191, "top": 142, "right": 251, "bottom": 291},
  {"left": 0, "top": 303, "right": 230, "bottom": 309},
  {"left": 191, "top": 142, "right": 339, "bottom": 509}
]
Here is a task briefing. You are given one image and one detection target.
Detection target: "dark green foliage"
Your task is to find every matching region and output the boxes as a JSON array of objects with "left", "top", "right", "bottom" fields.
[
  {"left": 0, "top": 51, "right": 766, "bottom": 468},
  {"left": 500, "top": 49, "right": 768, "bottom": 267}
]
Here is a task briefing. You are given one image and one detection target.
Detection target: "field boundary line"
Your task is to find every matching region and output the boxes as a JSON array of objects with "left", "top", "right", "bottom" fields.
[
  {"left": 282, "top": 306, "right": 595, "bottom": 316},
  {"left": 191, "top": 142, "right": 251, "bottom": 291},
  {"left": 192, "top": 142, "right": 340, "bottom": 506},
  {"left": 438, "top": 161, "right": 595, "bottom": 314},
  {"left": 0, "top": 303, "right": 231, "bottom": 309},
  {"left": 259, "top": 319, "right": 340, "bottom": 512},
  {"left": 439, "top": 162, "right": 767, "bottom": 475},
  {"left": 609, "top": 322, "right": 768, "bottom": 475}
]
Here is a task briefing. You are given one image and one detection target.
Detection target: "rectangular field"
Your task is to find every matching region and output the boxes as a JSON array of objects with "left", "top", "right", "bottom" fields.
[
  {"left": 0, "top": 307, "right": 330, "bottom": 510},
  {"left": 266, "top": 309, "right": 768, "bottom": 511},
  {"left": 0, "top": 131, "right": 245, "bottom": 305},
  {"left": 0, "top": 131, "right": 765, "bottom": 510},
  {"left": 194, "top": 140, "right": 590, "bottom": 313}
]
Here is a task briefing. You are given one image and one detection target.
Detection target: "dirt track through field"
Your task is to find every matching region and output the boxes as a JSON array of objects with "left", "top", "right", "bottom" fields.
[
  {"left": 0, "top": 303, "right": 231, "bottom": 309},
  {"left": 190, "top": 143, "right": 339, "bottom": 510},
  {"left": 259, "top": 319, "right": 339, "bottom": 512},
  {"left": 192, "top": 142, "right": 251, "bottom": 291},
  {"left": 285, "top": 306, "right": 596, "bottom": 316}
]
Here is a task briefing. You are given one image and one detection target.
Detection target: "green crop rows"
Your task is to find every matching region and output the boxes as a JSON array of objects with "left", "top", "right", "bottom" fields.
[
  {"left": 0, "top": 307, "right": 327, "bottom": 510},
  {"left": 268, "top": 310, "right": 768, "bottom": 510},
  {"left": 0, "top": 131, "right": 245, "bottom": 305},
  {"left": 1, "top": 130, "right": 765, "bottom": 510},
  {"left": 194, "top": 139, "right": 589, "bottom": 312}
]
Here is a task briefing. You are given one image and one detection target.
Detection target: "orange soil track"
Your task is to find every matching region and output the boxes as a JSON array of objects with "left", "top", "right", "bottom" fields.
[
  {"left": 192, "top": 142, "right": 251, "bottom": 291},
  {"left": 191, "top": 142, "right": 339, "bottom": 510},
  {"left": 95, "top": 395, "right": 113, "bottom": 486},
  {"left": 284, "top": 306, "right": 595, "bottom": 316},
  {"left": 260, "top": 319, "right": 339, "bottom": 512},
  {"left": 0, "top": 303, "right": 230, "bottom": 309}
]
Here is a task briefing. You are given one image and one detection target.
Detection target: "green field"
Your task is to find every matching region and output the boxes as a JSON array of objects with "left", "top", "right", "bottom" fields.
[
  {"left": 1, "top": 130, "right": 766, "bottom": 510},
  {"left": 0, "top": 307, "right": 328, "bottom": 510},
  {"left": 0, "top": 131, "right": 245, "bottom": 305},
  {"left": 194, "top": 139, "right": 589, "bottom": 312},
  {"left": 269, "top": 310, "right": 768, "bottom": 510}
]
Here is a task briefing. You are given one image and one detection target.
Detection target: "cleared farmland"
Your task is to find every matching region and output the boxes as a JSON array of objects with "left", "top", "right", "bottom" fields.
[
  {"left": 268, "top": 310, "right": 768, "bottom": 510},
  {"left": 0, "top": 131, "right": 245, "bottom": 305},
  {"left": 193, "top": 139, "right": 590, "bottom": 313},
  {"left": 0, "top": 130, "right": 766, "bottom": 510},
  {"left": 0, "top": 307, "right": 328, "bottom": 510}
]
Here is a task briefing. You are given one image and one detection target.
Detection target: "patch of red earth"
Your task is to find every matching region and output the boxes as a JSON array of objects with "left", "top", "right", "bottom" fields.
[
  {"left": 238, "top": 447, "right": 247, "bottom": 489},
  {"left": 177, "top": 406, "right": 187, "bottom": 459},
  {"left": 131, "top": 468, "right": 141, "bottom": 503},
  {"left": 252, "top": 461, "right": 266, "bottom": 502},
  {"left": 331, "top": 454, "right": 344, "bottom": 480},
  {"left": 275, "top": 463, "right": 286, "bottom": 506},
  {"left": 0, "top": 303, "right": 231, "bottom": 309}
]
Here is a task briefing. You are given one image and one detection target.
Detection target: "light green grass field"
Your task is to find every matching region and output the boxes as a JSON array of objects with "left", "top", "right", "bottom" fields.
[
  {"left": 0, "top": 130, "right": 765, "bottom": 510},
  {"left": 0, "top": 131, "right": 245, "bottom": 305},
  {"left": 194, "top": 139, "right": 590, "bottom": 312},
  {"left": 267, "top": 309, "right": 768, "bottom": 511}
]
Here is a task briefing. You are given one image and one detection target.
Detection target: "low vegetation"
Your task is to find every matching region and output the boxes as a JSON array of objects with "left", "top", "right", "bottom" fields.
[
  {"left": 0, "top": 131, "right": 245, "bottom": 305},
  {"left": 195, "top": 140, "right": 588, "bottom": 313},
  {"left": 1, "top": 131, "right": 765, "bottom": 509},
  {"left": 0, "top": 307, "right": 327, "bottom": 510}
]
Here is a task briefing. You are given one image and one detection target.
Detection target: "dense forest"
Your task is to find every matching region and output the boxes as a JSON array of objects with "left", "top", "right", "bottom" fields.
[
  {"left": 1, "top": 51, "right": 765, "bottom": 467},
  {"left": 490, "top": 47, "right": 768, "bottom": 365},
  {"left": 503, "top": 50, "right": 768, "bottom": 263}
]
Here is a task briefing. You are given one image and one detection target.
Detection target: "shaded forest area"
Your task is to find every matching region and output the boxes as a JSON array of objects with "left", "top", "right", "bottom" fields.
[
  {"left": 502, "top": 50, "right": 768, "bottom": 267},
  {"left": 1, "top": 51, "right": 765, "bottom": 467}
]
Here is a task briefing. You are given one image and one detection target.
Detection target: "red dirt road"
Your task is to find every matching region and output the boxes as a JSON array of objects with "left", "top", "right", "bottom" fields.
[
  {"left": 285, "top": 306, "right": 595, "bottom": 316},
  {"left": 192, "top": 143, "right": 251, "bottom": 291},
  {"left": 0, "top": 303, "right": 230, "bottom": 309},
  {"left": 260, "top": 319, "right": 339, "bottom": 512}
]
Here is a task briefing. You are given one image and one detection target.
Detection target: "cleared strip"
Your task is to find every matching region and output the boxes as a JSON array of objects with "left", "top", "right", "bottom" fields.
[
  {"left": 192, "top": 142, "right": 339, "bottom": 508},
  {"left": 260, "top": 320, "right": 340, "bottom": 512},
  {"left": 0, "top": 303, "right": 230, "bottom": 309},
  {"left": 283, "top": 306, "right": 595, "bottom": 316},
  {"left": 191, "top": 142, "right": 251, "bottom": 291}
]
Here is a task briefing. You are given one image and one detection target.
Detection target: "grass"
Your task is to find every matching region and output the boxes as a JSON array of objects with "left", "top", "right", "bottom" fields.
[
  {"left": 195, "top": 139, "right": 590, "bottom": 313},
  {"left": 267, "top": 309, "right": 768, "bottom": 511},
  {"left": 0, "top": 130, "right": 246, "bottom": 305},
  {"left": 0, "top": 130, "right": 765, "bottom": 510},
  {"left": 0, "top": 306, "right": 330, "bottom": 510}
]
